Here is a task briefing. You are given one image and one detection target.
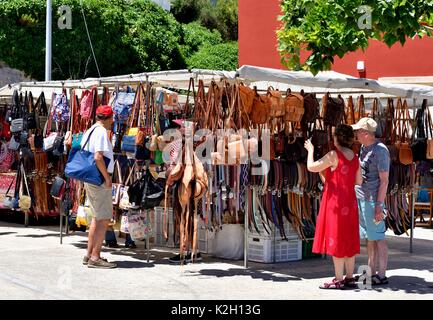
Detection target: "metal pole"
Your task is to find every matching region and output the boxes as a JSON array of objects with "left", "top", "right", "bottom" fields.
[
  {"left": 146, "top": 210, "right": 150, "bottom": 263},
  {"left": 60, "top": 212, "right": 63, "bottom": 245},
  {"left": 244, "top": 186, "right": 249, "bottom": 269},
  {"left": 45, "top": 0, "right": 52, "bottom": 81}
]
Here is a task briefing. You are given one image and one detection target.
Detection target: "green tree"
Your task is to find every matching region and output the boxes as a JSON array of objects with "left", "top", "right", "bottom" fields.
[
  {"left": 171, "top": 0, "right": 207, "bottom": 24},
  {"left": 0, "top": 0, "right": 186, "bottom": 80},
  {"left": 179, "top": 22, "right": 223, "bottom": 60},
  {"left": 187, "top": 42, "right": 238, "bottom": 70},
  {"left": 199, "top": 0, "right": 238, "bottom": 41},
  {"left": 277, "top": 0, "right": 433, "bottom": 74}
]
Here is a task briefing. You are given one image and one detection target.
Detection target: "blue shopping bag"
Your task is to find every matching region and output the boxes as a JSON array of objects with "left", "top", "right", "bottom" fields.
[{"left": 65, "top": 127, "right": 110, "bottom": 185}]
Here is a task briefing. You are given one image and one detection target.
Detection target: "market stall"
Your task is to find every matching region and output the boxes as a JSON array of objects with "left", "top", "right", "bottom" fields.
[{"left": 0, "top": 65, "right": 432, "bottom": 267}]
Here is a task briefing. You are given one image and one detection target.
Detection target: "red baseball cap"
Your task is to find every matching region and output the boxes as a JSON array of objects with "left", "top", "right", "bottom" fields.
[{"left": 96, "top": 105, "right": 114, "bottom": 117}]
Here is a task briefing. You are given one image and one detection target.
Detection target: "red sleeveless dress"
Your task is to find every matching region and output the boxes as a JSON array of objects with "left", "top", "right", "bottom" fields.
[{"left": 312, "top": 149, "right": 360, "bottom": 258}]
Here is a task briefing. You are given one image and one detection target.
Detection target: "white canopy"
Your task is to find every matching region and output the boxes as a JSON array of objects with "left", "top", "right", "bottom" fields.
[{"left": 1, "top": 65, "right": 433, "bottom": 105}]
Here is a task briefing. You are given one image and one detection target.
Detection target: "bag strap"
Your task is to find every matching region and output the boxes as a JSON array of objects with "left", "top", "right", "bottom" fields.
[
  {"left": 20, "top": 163, "right": 30, "bottom": 197},
  {"left": 356, "top": 95, "right": 365, "bottom": 121},
  {"left": 425, "top": 102, "right": 433, "bottom": 139},
  {"left": 5, "top": 173, "right": 17, "bottom": 197},
  {"left": 184, "top": 77, "right": 196, "bottom": 118},
  {"left": 81, "top": 125, "right": 101, "bottom": 150}
]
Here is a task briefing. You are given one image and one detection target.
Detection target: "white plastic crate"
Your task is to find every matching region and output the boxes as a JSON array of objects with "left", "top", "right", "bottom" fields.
[
  {"left": 248, "top": 236, "right": 302, "bottom": 263},
  {"left": 249, "top": 217, "right": 299, "bottom": 241},
  {"left": 152, "top": 207, "right": 175, "bottom": 248},
  {"left": 198, "top": 219, "right": 215, "bottom": 254}
]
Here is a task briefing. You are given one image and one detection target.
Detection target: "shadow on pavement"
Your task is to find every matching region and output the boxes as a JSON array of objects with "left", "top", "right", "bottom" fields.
[
  {"left": 114, "top": 260, "right": 155, "bottom": 269},
  {"left": 190, "top": 268, "right": 302, "bottom": 282},
  {"left": 0, "top": 232, "right": 16, "bottom": 236}
]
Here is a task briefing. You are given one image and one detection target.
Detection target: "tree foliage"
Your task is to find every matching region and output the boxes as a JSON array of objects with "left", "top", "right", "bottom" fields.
[
  {"left": 179, "top": 22, "right": 223, "bottom": 60},
  {"left": 0, "top": 0, "right": 186, "bottom": 80},
  {"left": 277, "top": 0, "right": 433, "bottom": 74},
  {"left": 171, "top": 0, "right": 207, "bottom": 24},
  {"left": 187, "top": 42, "right": 238, "bottom": 70}
]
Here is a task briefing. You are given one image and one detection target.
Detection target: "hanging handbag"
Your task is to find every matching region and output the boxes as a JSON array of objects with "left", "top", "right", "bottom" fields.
[
  {"left": 65, "top": 126, "right": 110, "bottom": 185},
  {"left": 8, "top": 136, "right": 20, "bottom": 151},
  {"left": 10, "top": 119, "right": 24, "bottom": 133},
  {"left": 395, "top": 99, "right": 413, "bottom": 165},
  {"left": 411, "top": 99, "right": 428, "bottom": 162},
  {"left": 112, "top": 160, "right": 123, "bottom": 206},
  {"left": 18, "top": 164, "right": 32, "bottom": 212},
  {"left": 250, "top": 87, "right": 270, "bottom": 125},
  {"left": 300, "top": 90, "right": 319, "bottom": 124},
  {"left": 52, "top": 89, "right": 70, "bottom": 123},
  {"left": 323, "top": 93, "right": 345, "bottom": 127},
  {"left": 284, "top": 89, "right": 304, "bottom": 123},
  {"left": 50, "top": 176, "right": 66, "bottom": 200},
  {"left": 267, "top": 87, "right": 285, "bottom": 118},
  {"left": 34, "top": 92, "right": 49, "bottom": 132}
]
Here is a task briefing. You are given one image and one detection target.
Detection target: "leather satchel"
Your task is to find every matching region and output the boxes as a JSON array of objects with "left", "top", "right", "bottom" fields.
[
  {"left": 267, "top": 87, "right": 285, "bottom": 118},
  {"left": 239, "top": 84, "right": 255, "bottom": 115},
  {"left": 50, "top": 176, "right": 66, "bottom": 200},
  {"left": 300, "top": 90, "right": 319, "bottom": 124},
  {"left": 411, "top": 99, "right": 428, "bottom": 162},
  {"left": 284, "top": 89, "right": 304, "bottom": 123},
  {"left": 395, "top": 100, "right": 413, "bottom": 165},
  {"left": 323, "top": 93, "right": 345, "bottom": 127},
  {"left": 426, "top": 104, "right": 433, "bottom": 159},
  {"left": 250, "top": 88, "right": 270, "bottom": 125}
]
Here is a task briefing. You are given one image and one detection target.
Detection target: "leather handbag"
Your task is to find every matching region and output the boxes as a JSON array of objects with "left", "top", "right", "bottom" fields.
[
  {"left": 239, "top": 84, "right": 254, "bottom": 115},
  {"left": 250, "top": 88, "right": 270, "bottom": 125},
  {"left": 267, "top": 87, "right": 285, "bottom": 118},
  {"left": 284, "top": 89, "right": 304, "bottom": 123},
  {"left": 323, "top": 93, "right": 345, "bottom": 127},
  {"left": 395, "top": 99, "right": 413, "bottom": 165},
  {"left": 300, "top": 90, "right": 319, "bottom": 124},
  {"left": 50, "top": 176, "right": 66, "bottom": 200},
  {"left": 411, "top": 99, "right": 428, "bottom": 162},
  {"left": 10, "top": 119, "right": 24, "bottom": 133},
  {"left": 65, "top": 126, "right": 110, "bottom": 185}
]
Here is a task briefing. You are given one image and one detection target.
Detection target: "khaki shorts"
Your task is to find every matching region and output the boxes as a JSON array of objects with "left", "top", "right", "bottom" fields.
[{"left": 84, "top": 183, "right": 113, "bottom": 221}]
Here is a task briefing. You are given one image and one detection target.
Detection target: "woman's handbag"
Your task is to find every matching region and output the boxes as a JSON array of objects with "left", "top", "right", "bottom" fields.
[
  {"left": 127, "top": 210, "right": 153, "bottom": 241},
  {"left": 50, "top": 176, "right": 66, "bottom": 200},
  {"left": 323, "top": 93, "right": 345, "bottom": 127},
  {"left": 65, "top": 126, "right": 110, "bottom": 185}
]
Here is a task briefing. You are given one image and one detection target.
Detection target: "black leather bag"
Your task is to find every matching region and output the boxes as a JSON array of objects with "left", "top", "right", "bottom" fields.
[
  {"left": 50, "top": 176, "right": 66, "bottom": 199},
  {"left": 52, "top": 134, "right": 65, "bottom": 156},
  {"left": 411, "top": 100, "right": 428, "bottom": 162},
  {"left": 323, "top": 93, "right": 345, "bottom": 127}
]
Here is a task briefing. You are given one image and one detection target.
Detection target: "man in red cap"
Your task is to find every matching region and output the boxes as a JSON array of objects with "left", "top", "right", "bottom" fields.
[{"left": 80, "top": 105, "right": 117, "bottom": 268}]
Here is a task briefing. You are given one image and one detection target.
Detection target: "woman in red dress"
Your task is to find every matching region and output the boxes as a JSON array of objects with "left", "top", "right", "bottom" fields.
[{"left": 304, "top": 124, "right": 362, "bottom": 289}]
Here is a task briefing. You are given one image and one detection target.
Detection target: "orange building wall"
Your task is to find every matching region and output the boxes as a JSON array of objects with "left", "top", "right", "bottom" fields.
[{"left": 238, "top": 0, "right": 433, "bottom": 79}]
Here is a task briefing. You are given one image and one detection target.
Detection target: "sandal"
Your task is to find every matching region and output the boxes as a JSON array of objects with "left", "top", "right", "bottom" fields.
[
  {"left": 343, "top": 277, "right": 357, "bottom": 288},
  {"left": 372, "top": 274, "right": 389, "bottom": 285},
  {"left": 319, "top": 278, "right": 345, "bottom": 290}
]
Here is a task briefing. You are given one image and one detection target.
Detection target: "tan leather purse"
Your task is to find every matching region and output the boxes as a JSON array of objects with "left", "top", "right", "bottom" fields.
[
  {"left": 267, "top": 87, "right": 285, "bottom": 118},
  {"left": 284, "top": 89, "right": 304, "bottom": 123},
  {"left": 250, "top": 88, "right": 270, "bottom": 125}
]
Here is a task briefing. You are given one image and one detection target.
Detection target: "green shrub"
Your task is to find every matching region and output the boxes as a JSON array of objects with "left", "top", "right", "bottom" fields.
[
  {"left": 187, "top": 42, "right": 238, "bottom": 71},
  {"left": 179, "top": 22, "right": 222, "bottom": 60}
]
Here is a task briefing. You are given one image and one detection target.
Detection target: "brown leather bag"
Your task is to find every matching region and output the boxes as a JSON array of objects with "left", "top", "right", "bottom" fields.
[
  {"left": 396, "top": 99, "right": 413, "bottom": 165},
  {"left": 250, "top": 88, "right": 270, "bottom": 125},
  {"left": 284, "top": 89, "right": 304, "bottom": 123},
  {"left": 267, "top": 87, "right": 285, "bottom": 118},
  {"left": 239, "top": 84, "right": 254, "bottom": 115},
  {"left": 300, "top": 90, "right": 319, "bottom": 124},
  {"left": 323, "top": 93, "right": 345, "bottom": 127}
]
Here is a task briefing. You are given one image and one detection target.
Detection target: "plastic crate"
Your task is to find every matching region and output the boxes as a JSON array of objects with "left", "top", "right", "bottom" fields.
[
  {"left": 302, "top": 240, "right": 322, "bottom": 259},
  {"left": 248, "top": 236, "right": 302, "bottom": 263},
  {"left": 249, "top": 217, "right": 299, "bottom": 241}
]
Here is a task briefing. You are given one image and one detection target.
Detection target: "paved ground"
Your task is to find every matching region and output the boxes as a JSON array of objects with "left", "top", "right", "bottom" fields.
[{"left": 0, "top": 220, "right": 433, "bottom": 300}]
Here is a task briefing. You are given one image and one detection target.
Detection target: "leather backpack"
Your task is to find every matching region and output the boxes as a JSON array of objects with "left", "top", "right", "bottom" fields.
[
  {"left": 284, "top": 89, "right": 304, "bottom": 123},
  {"left": 250, "top": 87, "right": 270, "bottom": 125},
  {"left": 323, "top": 93, "right": 345, "bottom": 127},
  {"left": 267, "top": 87, "right": 285, "bottom": 118},
  {"left": 300, "top": 90, "right": 319, "bottom": 124},
  {"left": 239, "top": 84, "right": 254, "bottom": 115}
]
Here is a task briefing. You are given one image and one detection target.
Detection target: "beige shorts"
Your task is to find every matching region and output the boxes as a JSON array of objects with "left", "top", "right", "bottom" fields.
[{"left": 84, "top": 183, "right": 113, "bottom": 221}]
